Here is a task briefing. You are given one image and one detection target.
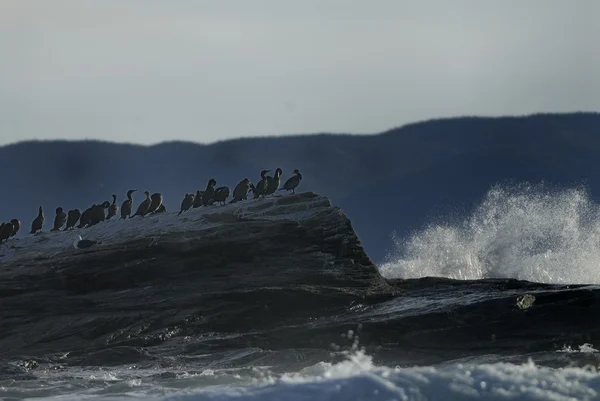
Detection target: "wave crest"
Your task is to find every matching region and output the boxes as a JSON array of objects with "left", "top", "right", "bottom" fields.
[{"left": 380, "top": 183, "right": 600, "bottom": 284}]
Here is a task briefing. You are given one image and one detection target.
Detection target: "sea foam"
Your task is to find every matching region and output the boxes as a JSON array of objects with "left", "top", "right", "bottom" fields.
[
  {"left": 380, "top": 183, "right": 600, "bottom": 284},
  {"left": 162, "top": 351, "right": 600, "bottom": 401}
]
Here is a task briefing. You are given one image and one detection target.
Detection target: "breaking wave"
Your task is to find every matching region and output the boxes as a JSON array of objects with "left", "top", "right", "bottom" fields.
[
  {"left": 380, "top": 183, "right": 600, "bottom": 284},
  {"left": 166, "top": 350, "right": 600, "bottom": 401}
]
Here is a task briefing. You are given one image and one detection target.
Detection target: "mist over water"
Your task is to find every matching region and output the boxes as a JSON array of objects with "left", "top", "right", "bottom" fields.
[{"left": 380, "top": 184, "right": 600, "bottom": 284}]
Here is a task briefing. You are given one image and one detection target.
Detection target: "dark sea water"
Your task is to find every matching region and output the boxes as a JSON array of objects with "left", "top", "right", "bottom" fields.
[{"left": 3, "top": 185, "right": 600, "bottom": 400}]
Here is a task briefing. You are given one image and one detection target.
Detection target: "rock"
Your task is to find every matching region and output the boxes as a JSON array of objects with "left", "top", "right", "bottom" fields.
[{"left": 0, "top": 192, "right": 391, "bottom": 358}]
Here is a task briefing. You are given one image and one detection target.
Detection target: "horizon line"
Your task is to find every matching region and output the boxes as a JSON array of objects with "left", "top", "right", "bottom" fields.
[{"left": 2, "top": 110, "right": 597, "bottom": 149}]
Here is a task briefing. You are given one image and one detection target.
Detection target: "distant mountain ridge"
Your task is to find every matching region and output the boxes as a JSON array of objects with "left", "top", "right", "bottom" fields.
[{"left": 1, "top": 112, "right": 599, "bottom": 262}]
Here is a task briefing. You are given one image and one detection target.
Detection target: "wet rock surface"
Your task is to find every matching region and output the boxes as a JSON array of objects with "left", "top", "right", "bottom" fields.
[{"left": 0, "top": 192, "right": 391, "bottom": 361}]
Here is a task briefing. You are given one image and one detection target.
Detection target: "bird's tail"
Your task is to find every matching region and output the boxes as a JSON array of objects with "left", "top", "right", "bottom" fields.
[{"left": 177, "top": 210, "right": 183, "bottom": 216}]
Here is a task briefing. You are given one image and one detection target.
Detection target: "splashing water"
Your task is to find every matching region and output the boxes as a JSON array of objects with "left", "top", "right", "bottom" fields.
[{"left": 379, "top": 183, "right": 600, "bottom": 284}]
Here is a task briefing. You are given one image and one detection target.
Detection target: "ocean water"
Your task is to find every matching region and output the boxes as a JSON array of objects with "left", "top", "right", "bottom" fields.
[{"left": 3, "top": 184, "right": 600, "bottom": 400}]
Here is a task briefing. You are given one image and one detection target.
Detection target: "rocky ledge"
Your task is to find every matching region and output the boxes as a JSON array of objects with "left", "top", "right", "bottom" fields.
[
  {"left": 0, "top": 192, "right": 386, "bottom": 292},
  {"left": 0, "top": 192, "right": 391, "bottom": 358}
]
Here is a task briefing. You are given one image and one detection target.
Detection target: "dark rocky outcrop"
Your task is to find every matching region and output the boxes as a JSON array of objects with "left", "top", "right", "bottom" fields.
[{"left": 0, "top": 193, "right": 391, "bottom": 361}]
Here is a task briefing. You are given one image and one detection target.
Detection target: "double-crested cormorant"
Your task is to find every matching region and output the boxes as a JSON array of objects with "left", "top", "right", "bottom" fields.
[
  {"left": 90, "top": 201, "right": 110, "bottom": 226},
  {"left": 10, "top": 219, "right": 20, "bottom": 237},
  {"left": 252, "top": 169, "right": 270, "bottom": 199},
  {"left": 66, "top": 209, "right": 81, "bottom": 230},
  {"left": 0, "top": 222, "right": 13, "bottom": 243},
  {"left": 132, "top": 191, "right": 151, "bottom": 217},
  {"left": 147, "top": 193, "right": 163, "bottom": 214},
  {"left": 179, "top": 193, "right": 195, "bottom": 215},
  {"left": 202, "top": 179, "right": 217, "bottom": 206},
  {"left": 230, "top": 178, "right": 252, "bottom": 203},
  {"left": 78, "top": 206, "right": 93, "bottom": 228},
  {"left": 107, "top": 195, "right": 118, "bottom": 219},
  {"left": 279, "top": 169, "right": 303, "bottom": 194},
  {"left": 192, "top": 190, "right": 203, "bottom": 208},
  {"left": 212, "top": 186, "right": 230, "bottom": 205},
  {"left": 120, "top": 190, "right": 137, "bottom": 219},
  {"left": 265, "top": 168, "right": 283, "bottom": 196},
  {"left": 51, "top": 207, "right": 67, "bottom": 231},
  {"left": 30, "top": 206, "right": 44, "bottom": 234}
]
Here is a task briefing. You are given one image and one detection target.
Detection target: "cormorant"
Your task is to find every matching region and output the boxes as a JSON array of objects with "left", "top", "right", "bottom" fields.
[
  {"left": 132, "top": 191, "right": 152, "bottom": 217},
  {"left": 78, "top": 206, "right": 94, "bottom": 228},
  {"left": 279, "top": 169, "right": 303, "bottom": 194},
  {"left": 252, "top": 169, "right": 270, "bottom": 199},
  {"left": 51, "top": 207, "right": 67, "bottom": 231},
  {"left": 107, "top": 195, "right": 118, "bottom": 219},
  {"left": 10, "top": 219, "right": 20, "bottom": 237},
  {"left": 147, "top": 193, "right": 163, "bottom": 214},
  {"left": 90, "top": 201, "right": 110, "bottom": 226},
  {"left": 192, "top": 190, "right": 203, "bottom": 208},
  {"left": 230, "top": 178, "right": 252, "bottom": 203},
  {"left": 65, "top": 209, "right": 81, "bottom": 230},
  {"left": 211, "top": 186, "right": 230, "bottom": 205},
  {"left": 120, "top": 189, "right": 137, "bottom": 219},
  {"left": 30, "top": 206, "right": 44, "bottom": 234},
  {"left": 265, "top": 168, "right": 283, "bottom": 196},
  {"left": 0, "top": 222, "right": 13, "bottom": 243},
  {"left": 202, "top": 179, "right": 216, "bottom": 206},
  {"left": 179, "top": 193, "right": 195, "bottom": 215}
]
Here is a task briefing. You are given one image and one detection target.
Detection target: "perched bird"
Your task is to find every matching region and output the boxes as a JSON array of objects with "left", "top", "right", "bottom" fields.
[
  {"left": 132, "top": 191, "right": 152, "bottom": 217},
  {"left": 279, "top": 169, "right": 303, "bottom": 194},
  {"left": 211, "top": 186, "right": 230, "bottom": 206},
  {"left": 65, "top": 209, "right": 81, "bottom": 230},
  {"left": 30, "top": 206, "right": 44, "bottom": 234},
  {"left": 120, "top": 189, "right": 137, "bottom": 219},
  {"left": 265, "top": 168, "right": 283, "bottom": 196},
  {"left": 78, "top": 206, "right": 94, "bottom": 228},
  {"left": 192, "top": 190, "right": 203, "bottom": 208},
  {"left": 179, "top": 193, "right": 195, "bottom": 216},
  {"left": 107, "top": 194, "right": 119, "bottom": 220},
  {"left": 252, "top": 169, "right": 270, "bottom": 199},
  {"left": 10, "top": 219, "right": 20, "bottom": 237},
  {"left": 0, "top": 222, "right": 14, "bottom": 243},
  {"left": 90, "top": 201, "right": 110, "bottom": 226},
  {"left": 51, "top": 207, "right": 67, "bottom": 231},
  {"left": 147, "top": 193, "right": 163, "bottom": 214},
  {"left": 230, "top": 178, "right": 252, "bottom": 203},
  {"left": 202, "top": 179, "right": 217, "bottom": 206}
]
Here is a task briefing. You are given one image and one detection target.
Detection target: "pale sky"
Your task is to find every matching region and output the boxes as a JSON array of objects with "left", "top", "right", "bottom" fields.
[{"left": 0, "top": 1, "right": 598, "bottom": 146}]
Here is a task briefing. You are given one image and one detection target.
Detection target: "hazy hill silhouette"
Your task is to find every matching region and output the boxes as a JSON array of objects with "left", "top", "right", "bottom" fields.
[{"left": 1, "top": 112, "right": 599, "bottom": 263}]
